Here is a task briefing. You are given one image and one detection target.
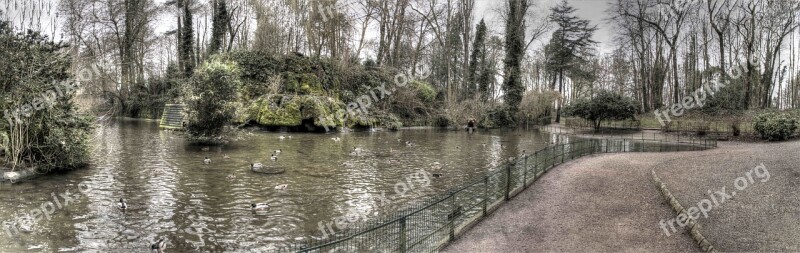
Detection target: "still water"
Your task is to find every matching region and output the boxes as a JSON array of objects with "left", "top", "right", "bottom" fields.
[{"left": 0, "top": 119, "right": 563, "bottom": 252}]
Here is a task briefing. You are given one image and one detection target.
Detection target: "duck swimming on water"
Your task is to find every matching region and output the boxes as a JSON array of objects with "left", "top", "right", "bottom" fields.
[
  {"left": 251, "top": 203, "right": 270, "bottom": 211},
  {"left": 118, "top": 198, "right": 128, "bottom": 210},
  {"left": 203, "top": 157, "right": 211, "bottom": 164},
  {"left": 150, "top": 237, "right": 166, "bottom": 253}
]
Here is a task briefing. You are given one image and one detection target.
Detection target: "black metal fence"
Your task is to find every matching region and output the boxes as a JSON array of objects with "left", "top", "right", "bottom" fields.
[
  {"left": 278, "top": 137, "right": 717, "bottom": 253},
  {"left": 563, "top": 117, "right": 757, "bottom": 139},
  {"left": 562, "top": 117, "right": 641, "bottom": 130},
  {"left": 660, "top": 120, "right": 756, "bottom": 137}
]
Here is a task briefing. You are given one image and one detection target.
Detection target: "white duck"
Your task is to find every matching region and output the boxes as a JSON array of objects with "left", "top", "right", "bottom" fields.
[{"left": 251, "top": 203, "right": 270, "bottom": 211}]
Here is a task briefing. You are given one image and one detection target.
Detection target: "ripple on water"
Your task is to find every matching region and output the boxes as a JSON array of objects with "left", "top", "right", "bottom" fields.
[{"left": 0, "top": 122, "right": 560, "bottom": 252}]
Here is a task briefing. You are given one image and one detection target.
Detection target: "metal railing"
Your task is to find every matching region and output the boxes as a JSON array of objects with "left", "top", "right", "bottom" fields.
[
  {"left": 562, "top": 117, "right": 642, "bottom": 130},
  {"left": 563, "top": 117, "right": 757, "bottom": 138},
  {"left": 278, "top": 136, "right": 717, "bottom": 253},
  {"left": 660, "top": 120, "right": 756, "bottom": 137}
]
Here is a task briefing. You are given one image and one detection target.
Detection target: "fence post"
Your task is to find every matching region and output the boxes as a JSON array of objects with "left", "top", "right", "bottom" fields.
[
  {"left": 561, "top": 144, "right": 565, "bottom": 163},
  {"left": 523, "top": 154, "right": 528, "bottom": 188},
  {"left": 505, "top": 162, "right": 512, "bottom": 201},
  {"left": 399, "top": 216, "right": 407, "bottom": 252},
  {"left": 482, "top": 176, "right": 488, "bottom": 217},
  {"left": 448, "top": 191, "right": 456, "bottom": 242}
]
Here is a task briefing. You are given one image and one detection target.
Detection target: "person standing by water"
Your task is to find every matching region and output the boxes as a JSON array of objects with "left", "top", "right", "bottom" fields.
[{"left": 467, "top": 118, "right": 476, "bottom": 134}]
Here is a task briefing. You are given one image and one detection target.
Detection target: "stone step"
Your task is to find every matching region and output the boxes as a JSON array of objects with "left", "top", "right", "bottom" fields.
[{"left": 159, "top": 104, "right": 186, "bottom": 130}]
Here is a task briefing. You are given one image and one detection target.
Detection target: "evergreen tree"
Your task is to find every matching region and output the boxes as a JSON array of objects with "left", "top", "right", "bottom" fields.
[
  {"left": 180, "top": 1, "right": 196, "bottom": 77},
  {"left": 502, "top": 0, "right": 527, "bottom": 124},
  {"left": 467, "top": 19, "right": 487, "bottom": 100},
  {"left": 546, "top": 0, "right": 597, "bottom": 122},
  {"left": 208, "top": 0, "right": 229, "bottom": 55}
]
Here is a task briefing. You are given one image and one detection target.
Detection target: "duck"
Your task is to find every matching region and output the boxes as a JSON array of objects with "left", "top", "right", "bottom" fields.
[
  {"left": 331, "top": 137, "right": 341, "bottom": 142},
  {"left": 223, "top": 155, "right": 231, "bottom": 159},
  {"left": 203, "top": 157, "right": 211, "bottom": 164},
  {"left": 270, "top": 154, "right": 278, "bottom": 162},
  {"left": 251, "top": 163, "right": 263, "bottom": 169},
  {"left": 226, "top": 174, "right": 236, "bottom": 180},
  {"left": 118, "top": 198, "right": 128, "bottom": 210},
  {"left": 150, "top": 237, "right": 166, "bottom": 253},
  {"left": 350, "top": 147, "right": 363, "bottom": 156},
  {"left": 274, "top": 149, "right": 282, "bottom": 154},
  {"left": 275, "top": 184, "right": 288, "bottom": 190},
  {"left": 405, "top": 141, "right": 414, "bottom": 147},
  {"left": 251, "top": 203, "right": 270, "bottom": 211},
  {"left": 279, "top": 136, "right": 286, "bottom": 140}
]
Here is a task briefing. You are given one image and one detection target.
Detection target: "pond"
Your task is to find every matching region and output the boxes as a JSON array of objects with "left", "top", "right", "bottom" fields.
[{"left": 0, "top": 119, "right": 567, "bottom": 252}]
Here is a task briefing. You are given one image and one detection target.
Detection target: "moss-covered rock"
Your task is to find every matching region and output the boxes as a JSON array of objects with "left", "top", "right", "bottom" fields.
[{"left": 240, "top": 95, "right": 343, "bottom": 127}]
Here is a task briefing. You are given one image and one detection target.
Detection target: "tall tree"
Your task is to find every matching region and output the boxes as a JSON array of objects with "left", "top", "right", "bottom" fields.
[
  {"left": 546, "top": 0, "right": 598, "bottom": 123},
  {"left": 180, "top": 0, "right": 196, "bottom": 77},
  {"left": 208, "top": 0, "right": 229, "bottom": 55},
  {"left": 502, "top": 0, "right": 527, "bottom": 123},
  {"left": 466, "top": 18, "right": 487, "bottom": 100}
]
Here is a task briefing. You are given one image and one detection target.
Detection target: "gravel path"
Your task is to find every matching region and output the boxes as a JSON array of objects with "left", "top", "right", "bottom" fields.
[
  {"left": 443, "top": 152, "right": 701, "bottom": 252},
  {"left": 443, "top": 140, "right": 800, "bottom": 252},
  {"left": 654, "top": 141, "right": 800, "bottom": 252}
]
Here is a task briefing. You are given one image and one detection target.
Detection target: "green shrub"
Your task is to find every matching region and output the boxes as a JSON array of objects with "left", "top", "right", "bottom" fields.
[
  {"left": 0, "top": 19, "right": 93, "bottom": 172},
  {"left": 564, "top": 90, "right": 637, "bottom": 129},
  {"left": 753, "top": 113, "right": 797, "bottom": 141},
  {"left": 412, "top": 81, "right": 437, "bottom": 103},
  {"left": 185, "top": 57, "right": 240, "bottom": 144}
]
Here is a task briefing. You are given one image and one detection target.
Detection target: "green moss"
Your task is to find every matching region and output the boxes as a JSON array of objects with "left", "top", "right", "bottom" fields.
[
  {"left": 412, "top": 81, "right": 437, "bottom": 103},
  {"left": 240, "top": 95, "right": 346, "bottom": 127}
]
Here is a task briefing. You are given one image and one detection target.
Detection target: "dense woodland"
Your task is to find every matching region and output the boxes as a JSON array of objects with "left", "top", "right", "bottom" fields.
[{"left": 2, "top": 0, "right": 800, "bottom": 129}]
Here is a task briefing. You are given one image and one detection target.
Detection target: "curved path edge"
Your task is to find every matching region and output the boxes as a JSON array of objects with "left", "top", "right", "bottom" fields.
[{"left": 650, "top": 169, "right": 716, "bottom": 252}]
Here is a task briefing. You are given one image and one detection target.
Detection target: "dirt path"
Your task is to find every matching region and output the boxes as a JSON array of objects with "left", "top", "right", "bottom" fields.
[
  {"left": 443, "top": 152, "right": 701, "bottom": 252},
  {"left": 443, "top": 140, "right": 800, "bottom": 252}
]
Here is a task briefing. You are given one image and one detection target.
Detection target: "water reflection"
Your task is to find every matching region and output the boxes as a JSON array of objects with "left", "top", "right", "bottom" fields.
[{"left": 0, "top": 119, "right": 557, "bottom": 252}]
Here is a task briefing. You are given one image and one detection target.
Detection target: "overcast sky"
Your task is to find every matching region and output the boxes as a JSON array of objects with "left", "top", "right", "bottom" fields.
[{"left": 0, "top": 0, "right": 617, "bottom": 55}]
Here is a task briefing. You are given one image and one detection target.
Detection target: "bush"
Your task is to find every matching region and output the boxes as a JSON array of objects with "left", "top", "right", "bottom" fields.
[
  {"left": 753, "top": 113, "right": 797, "bottom": 141},
  {"left": 564, "top": 90, "right": 637, "bottom": 130},
  {"left": 185, "top": 57, "right": 240, "bottom": 144},
  {"left": 485, "top": 106, "right": 516, "bottom": 128},
  {"left": 517, "top": 90, "right": 559, "bottom": 125},
  {"left": 0, "top": 20, "right": 93, "bottom": 171}
]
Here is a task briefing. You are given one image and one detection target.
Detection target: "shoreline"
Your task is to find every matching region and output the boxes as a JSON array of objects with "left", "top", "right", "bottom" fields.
[{"left": 0, "top": 167, "right": 39, "bottom": 183}]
